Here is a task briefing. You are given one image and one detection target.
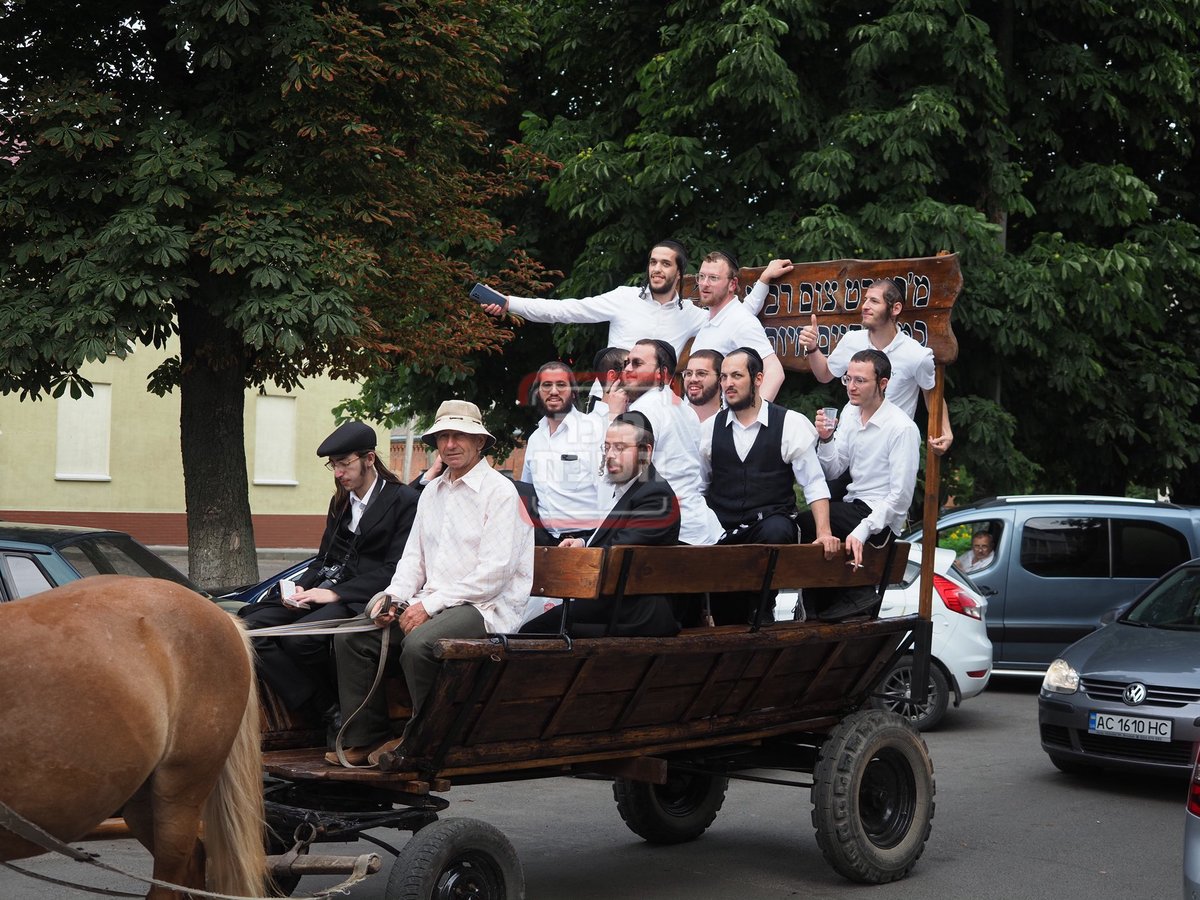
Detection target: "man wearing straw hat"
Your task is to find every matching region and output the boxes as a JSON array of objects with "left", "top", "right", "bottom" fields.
[{"left": 326, "top": 400, "right": 534, "bottom": 767}]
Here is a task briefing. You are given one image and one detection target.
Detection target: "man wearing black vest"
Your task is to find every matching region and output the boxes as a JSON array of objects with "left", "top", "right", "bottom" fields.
[
  {"left": 699, "top": 347, "right": 840, "bottom": 624},
  {"left": 239, "top": 421, "right": 419, "bottom": 715}
]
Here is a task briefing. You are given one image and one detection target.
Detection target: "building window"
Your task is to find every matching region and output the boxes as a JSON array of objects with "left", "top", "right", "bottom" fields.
[
  {"left": 55, "top": 383, "right": 112, "bottom": 481},
  {"left": 254, "top": 395, "right": 298, "bottom": 485}
]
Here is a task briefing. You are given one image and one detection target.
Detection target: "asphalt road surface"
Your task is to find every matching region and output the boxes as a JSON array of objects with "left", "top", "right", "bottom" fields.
[{"left": 1, "top": 679, "right": 1185, "bottom": 899}]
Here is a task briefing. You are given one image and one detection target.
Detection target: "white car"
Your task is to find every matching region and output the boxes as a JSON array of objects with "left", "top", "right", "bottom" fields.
[{"left": 776, "top": 543, "right": 993, "bottom": 729}]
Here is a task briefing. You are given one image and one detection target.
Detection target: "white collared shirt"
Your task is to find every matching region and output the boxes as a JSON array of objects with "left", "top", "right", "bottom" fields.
[
  {"left": 825, "top": 328, "right": 935, "bottom": 419},
  {"left": 698, "top": 403, "right": 830, "bottom": 507},
  {"left": 629, "top": 388, "right": 722, "bottom": 545},
  {"left": 507, "top": 284, "right": 708, "bottom": 358},
  {"left": 520, "top": 407, "right": 606, "bottom": 536},
  {"left": 348, "top": 475, "right": 380, "bottom": 533},
  {"left": 384, "top": 459, "right": 534, "bottom": 633},
  {"left": 817, "top": 399, "right": 920, "bottom": 543},
  {"left": 689, "top": 297, "right": 777, "bottom": 360}
]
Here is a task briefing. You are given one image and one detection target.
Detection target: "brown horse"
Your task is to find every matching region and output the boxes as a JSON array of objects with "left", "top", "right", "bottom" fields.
[{"left": 0, "top": 575, "right": 267, "bottom": 899}]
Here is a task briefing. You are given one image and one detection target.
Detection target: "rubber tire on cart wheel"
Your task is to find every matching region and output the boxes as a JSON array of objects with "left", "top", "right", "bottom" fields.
[
  {"left": 613, "top": 770, "right": 729, "bottom": 844},
  {"left": 871, "top": 655, "right": 951, "bottom": 731},
  {"left": 386, "top": 817, "right": 524, "bottom": 900},
  {"left": 812, "top": 709, "right": 935, "bottom": 884}
]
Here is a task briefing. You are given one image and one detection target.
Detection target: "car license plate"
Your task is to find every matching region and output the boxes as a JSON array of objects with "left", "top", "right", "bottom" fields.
[{"left": 1088, "top": 711, "right": 1172, "bottom": 742}]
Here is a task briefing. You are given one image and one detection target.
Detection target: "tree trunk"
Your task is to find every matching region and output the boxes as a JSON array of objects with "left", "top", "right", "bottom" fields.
[{"left": 177, "top": 293, "right": 260, "bottom": 590}]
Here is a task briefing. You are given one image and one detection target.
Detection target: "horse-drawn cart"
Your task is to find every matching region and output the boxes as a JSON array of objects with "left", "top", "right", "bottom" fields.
[{"left": 259, "top": 541, "right": 934, "bottom": 897}]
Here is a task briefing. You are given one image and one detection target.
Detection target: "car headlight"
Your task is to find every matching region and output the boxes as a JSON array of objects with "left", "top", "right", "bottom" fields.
[{"left": 1042, "top": 658, "right": 1080, "bottom": 694}]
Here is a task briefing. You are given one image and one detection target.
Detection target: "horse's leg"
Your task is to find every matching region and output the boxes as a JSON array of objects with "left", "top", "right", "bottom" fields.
[{"left": 142, "top": 767, "right": 213, "bottom": 900}]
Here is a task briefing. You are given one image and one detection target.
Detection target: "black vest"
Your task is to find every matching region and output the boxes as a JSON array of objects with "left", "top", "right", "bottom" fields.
[{"left": 707, "top": 402, "right": 798, "bottom": 530}]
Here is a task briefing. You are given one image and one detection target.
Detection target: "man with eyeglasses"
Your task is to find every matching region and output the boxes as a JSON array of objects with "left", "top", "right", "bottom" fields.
[
  {"left": 799, "top": 350, "right": 919, "bottom": 619},
  {"left": 682, "top": 348, "right": 724, "bottom": 422},
  {"left": 520, "top": 411, "right": 682, "bottom": 637},
  {"left": 239, "top": 420, "right": 419, "bottom": 717},
  {"left": 689, "top": 250, "right": 786, "bottom": 401},
  {"left": 798, "top": 276, "right": 952, "bottom": 456},
  {"left": 520, "top": 361, "right": 606, "bottom": 544}
]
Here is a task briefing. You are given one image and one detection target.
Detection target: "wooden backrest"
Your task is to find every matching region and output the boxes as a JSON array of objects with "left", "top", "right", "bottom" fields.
[
  {"left": 599, "top": 544, "right": 775, "bottom": 596},
  {"left": 770, "top": 541, "right": 909, "bottom": 590},
  {"left": 529, "top": 546, "right": 606, "bottom": 600}
]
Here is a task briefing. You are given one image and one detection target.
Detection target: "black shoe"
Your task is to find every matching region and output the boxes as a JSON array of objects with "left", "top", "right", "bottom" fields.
[{"left": 322, "top": 703, "right": 344, "bottom": 746}]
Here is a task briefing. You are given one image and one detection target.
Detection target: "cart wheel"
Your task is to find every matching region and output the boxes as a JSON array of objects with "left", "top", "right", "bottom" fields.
[
  {"left": 386, "top": 817, "right": 524, "bottom": 900},
  {"left": 811, "top": 709, "right": 935, "bottom": 884},
  {"left": 870, "top": 655, "right": 951, "bottom": 731},
  {"left": 612, "top": 769, "right": 728, "bottom": 844}
]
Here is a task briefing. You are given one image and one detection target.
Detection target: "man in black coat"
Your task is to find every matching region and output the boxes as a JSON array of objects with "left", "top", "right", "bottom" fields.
[
  {"left": 521, "top": 411, "right": 681, "bottom": 637},
  {"left": 239, "top": 420, "right": 419, "bottom": 712}
]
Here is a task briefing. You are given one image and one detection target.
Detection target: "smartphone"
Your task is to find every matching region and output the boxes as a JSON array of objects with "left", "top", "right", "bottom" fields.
[{"left": 469, "top": 282, "right": 507, "bottom": 307}]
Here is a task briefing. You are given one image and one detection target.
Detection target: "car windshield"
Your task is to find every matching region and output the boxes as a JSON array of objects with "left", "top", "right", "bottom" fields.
[
  {"left": 1122, "top": 565, "right": 1200, "bottom": 629},
  {"left": 56, "top": 535, "right": 201, "bottom": 593}
]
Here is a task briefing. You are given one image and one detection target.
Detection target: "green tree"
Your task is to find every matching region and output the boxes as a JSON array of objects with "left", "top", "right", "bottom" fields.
[
  {"left": 0, "top": 0, "right": 551, "bottom": 584},
  {"left": 477, "top": 0, "right": 1200, "bottom": 500}
]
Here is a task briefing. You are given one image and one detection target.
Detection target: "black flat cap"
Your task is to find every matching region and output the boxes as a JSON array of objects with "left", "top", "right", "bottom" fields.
[{"left": 316, "top": 421, "right": 377, "bottom": 457}]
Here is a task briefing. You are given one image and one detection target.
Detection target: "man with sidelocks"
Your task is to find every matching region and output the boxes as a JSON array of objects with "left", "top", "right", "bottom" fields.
[
  {"left": 239, "top": 421, "right": 418, "bottom": 719},
  {"left": 682, "top": 348, "right": 724, "bottom": 422},
  {"left": 800, "top": 349, "right": 920, "bottom": 619},
  {"left": 326, "top": 401, "right": 533, "bottom": 769},
  {"left": 699, "top": 347, "right": 839, "bottom": 623}
]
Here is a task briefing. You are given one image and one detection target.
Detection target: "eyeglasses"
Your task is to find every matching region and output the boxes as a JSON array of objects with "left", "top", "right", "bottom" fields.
[
  {"left": 602, "top": 442, "right": 642, "bottom": 454},
  {"left": 841, "top": 375, "right": 875, "bottom": 387},
  {"left": 695, "top": 274, "right": 729, "bottom": 285},
  {"left": 324, "top": 455, "right": 362, "bottom": 471}
]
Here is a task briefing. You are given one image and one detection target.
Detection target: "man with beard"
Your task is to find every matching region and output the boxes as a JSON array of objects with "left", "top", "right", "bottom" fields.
[
  {"left": 799, "top": 277, "right": 952, "bottom": 456},
  {"left": 481, "top": 240, "right": 707, "bottom": 359},
  {"left": 800, "top": 349, "right": 920, "bottom": 619},
  {"left": 689, "top": 251, "right": 786, "bottom": 401},
  {"left": 682, "top": 349, "right": 723, "bottom": 422},
  {"left": 615, "top": 339, "right": 722, "bottom": 545},
  {"left": 239, "top": 421, "right": 419, "bottom": 717},
  {"left": 699, "top": 348, "right": 839, "bottom": 624},
  {"left": 520, "top": 361, "right": 606, "bottom": 544},
  {"left": 520, "top": 411, "right": 682, "bottom": 637}
]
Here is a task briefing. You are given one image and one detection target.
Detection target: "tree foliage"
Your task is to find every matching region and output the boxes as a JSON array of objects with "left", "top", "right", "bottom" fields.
[
  {"left": 453, "top": 0, "right": 1200, "bottom": 499},
  {"left": 0, "top": 0, "right": 553, "bottom": 581}
]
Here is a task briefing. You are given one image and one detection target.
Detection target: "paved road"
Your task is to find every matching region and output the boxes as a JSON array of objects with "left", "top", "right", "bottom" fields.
[{"left": 2, "top": 679, "right": 1185, "bottom": 899}]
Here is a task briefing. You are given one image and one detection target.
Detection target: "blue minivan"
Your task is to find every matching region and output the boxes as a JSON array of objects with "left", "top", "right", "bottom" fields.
[{"left": 905, "top": 495, "right": 1200, "bottom": 674}]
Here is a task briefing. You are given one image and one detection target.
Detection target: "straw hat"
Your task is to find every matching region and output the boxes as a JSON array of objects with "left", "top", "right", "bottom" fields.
[{"left": 421, "top": 400, "right": 496, "bottom": 451}]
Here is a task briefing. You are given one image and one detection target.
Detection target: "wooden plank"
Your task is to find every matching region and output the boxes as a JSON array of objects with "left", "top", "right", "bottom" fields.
[
  {"left": 769, "top": 542, "right": 907, "bottom": 590},
  {"left": 613, "top": 654, "right": 667, "bottom": 731},
  {"left": 539, "top": 657, "right": 597, "bottom": 740},
  {"left": 531, "top": 545, "right": 606, "bottom": 599},
  {"left": 600, "top": 544, "right": 775, "bottom": 595}
]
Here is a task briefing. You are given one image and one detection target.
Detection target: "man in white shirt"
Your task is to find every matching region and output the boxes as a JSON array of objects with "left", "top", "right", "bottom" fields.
[
  {"left": 698, "top": 348, "right": 839, "bottom": 623},
  {"left": 327, "top": 401, "right": 534, "bottom": 768},
  {"left": 958, "top": 532, "right": 995, "bottom": 573},
  {"left": 520, "top": 361, "right": 606, "bottom": 542},
  {"left": 808, "top": 349, "right": 921, "bottom": 568},
  {"left": 682, "top": 348, "right": 724, "bottom": 422},
  {"left": 615, "top": 339, "right": 723, "bottom": 545},
  {"left": 481, "top": 240, "right": 708, "bottom": 360},
  {"left": 689, "top": 250, "right": 786, "bottom": 401},
  {"left": 796, "top": 276, "right": 953, "bottom": 455}
]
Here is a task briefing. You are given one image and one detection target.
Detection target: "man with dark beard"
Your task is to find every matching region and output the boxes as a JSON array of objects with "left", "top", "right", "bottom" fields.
[
  {"left": 699, "top": 348, "right": 839, "bottom": 624},
  {"left": 682, "top": 348, "right": 723, "bottom": 422},
  {"left": 520, "top": 361, "right": 605, "bottom": 544}
]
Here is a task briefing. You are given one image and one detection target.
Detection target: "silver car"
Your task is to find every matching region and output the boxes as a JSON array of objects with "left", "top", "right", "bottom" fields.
[
  {"left": 1185, "top": 745, "right": 1200, "bottom": 898},
  {"left": 1039, "top": 558, "right": 1200, "bottom": 777}
]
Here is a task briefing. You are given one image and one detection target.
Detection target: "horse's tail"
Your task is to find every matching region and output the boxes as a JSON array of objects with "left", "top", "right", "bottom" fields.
[{"left": 202, "top": 619, "right": 268, "bottom": 896}]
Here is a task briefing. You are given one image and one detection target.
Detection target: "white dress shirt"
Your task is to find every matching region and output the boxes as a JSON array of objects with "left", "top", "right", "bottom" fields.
[
  {"left": 699, "top": 403, "right": 831, "bottom": 507},
  {"left": 689, "top": 297, "right": 777, "bottom": 360},
  {"left": 825, "top": 329, "right": 935, "bottom": 419},
  {"left": 520, "top": 407, "right": 606, "bottom": 535},
  {"left": 507, "top": 285, "right": 708, "bottom": 358},
  {"left": 629, "top": 388, "right": 723, "bottom": 545},
  {"left": 384, "top": 459, "right": 533, "bottom": 633},
  {"left": 817, "top": 399, "right": 920, "bottom": 544},
  {"left": 347, "top": 474, "right": 380, "bottom": 533}
]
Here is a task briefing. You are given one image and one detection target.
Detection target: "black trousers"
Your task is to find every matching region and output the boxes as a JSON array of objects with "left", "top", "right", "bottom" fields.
[
  {"left": 796, "top": 499, "right": 896, "bottom": 621},
  {"left": 708, "top": 513, "right": 799, "bottom": 626},
  {"left": 238, "top": 599, "right": 357, "bottom": 710}
]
